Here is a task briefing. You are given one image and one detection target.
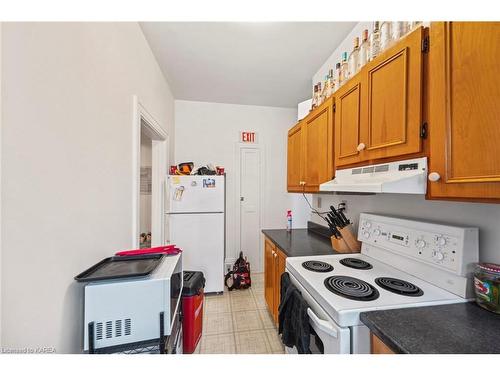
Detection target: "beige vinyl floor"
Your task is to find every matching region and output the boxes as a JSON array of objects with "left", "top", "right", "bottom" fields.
[{"left": 194, "top": 272, "right": 285, "bottom": 354}]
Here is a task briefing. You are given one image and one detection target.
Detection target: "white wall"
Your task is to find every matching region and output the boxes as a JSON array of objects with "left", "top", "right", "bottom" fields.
[
  {"left": 310, "top": 194, "right": 500, "bottom": 263},
  {"left": 312, "top": 22, "right": 500, "bottom": 264},
  {"left": 174, "top": 100, "right": 310, "bottom": 270},
  {"left": 0, "top": 22, "right": 175, "bottom": 353}
]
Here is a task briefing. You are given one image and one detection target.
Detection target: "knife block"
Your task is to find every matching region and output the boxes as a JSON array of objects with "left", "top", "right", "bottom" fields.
[
  {"left": 330, "top": 236, "right": 351, "bottom": 253},
  {"left": 330, "top": 225, "right": 361, "bottom": 253}
]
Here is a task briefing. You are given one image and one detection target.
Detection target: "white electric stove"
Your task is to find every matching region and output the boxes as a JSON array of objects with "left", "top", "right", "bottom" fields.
[{"left": 285, "top": 213, "right": 479, "bottom": 354}]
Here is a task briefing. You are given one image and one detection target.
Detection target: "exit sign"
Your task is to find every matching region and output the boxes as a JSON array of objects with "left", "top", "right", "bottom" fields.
[{"left": 241, "top": 131, "right": 257, "bottom": 143}]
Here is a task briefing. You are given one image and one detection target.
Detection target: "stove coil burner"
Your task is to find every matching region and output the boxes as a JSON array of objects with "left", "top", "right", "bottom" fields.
[
  {"left": 324, "top": 276, "right": 379, "bottom": 301},
  {"left": 375, "top": 277, "right": 424, "bottom": 297},
  {"left": 302, "top": 261, "right": 334, "bottom": 273},
  {"left": 339, "top": 258, "right": 373, "bottom": 270}
]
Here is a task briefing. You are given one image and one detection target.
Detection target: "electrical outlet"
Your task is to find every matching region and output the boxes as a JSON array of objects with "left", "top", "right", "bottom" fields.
[{"left": 317, "top": 196, "right": 322, "bottom": 208}]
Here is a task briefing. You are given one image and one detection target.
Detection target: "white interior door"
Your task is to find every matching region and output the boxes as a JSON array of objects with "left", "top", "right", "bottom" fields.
[{"left": 239, "top": 147, "right": 262, "bottom": 272}]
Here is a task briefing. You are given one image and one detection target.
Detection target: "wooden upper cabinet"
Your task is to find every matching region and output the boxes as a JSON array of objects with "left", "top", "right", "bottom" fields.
[
  {"left": 287, "top": 98, "right": 334, "bottom": 193},
  {"left": 428, "top": 22, "right": 500, "bottom": 201},
  {"left": 361, "top": 26, "right": 424, "bottom": 160},
  {"left": 287, "top": 123, "right": 304, "bottom": 191},
  {"left": 303, "top": 98, "right": 334, "bottom": 190},
  {"left": 335, "top": 77, "right": 363, "bottom": 167},
  {"left": 334, "top": 26, "right": 424, "bottom": 168}
]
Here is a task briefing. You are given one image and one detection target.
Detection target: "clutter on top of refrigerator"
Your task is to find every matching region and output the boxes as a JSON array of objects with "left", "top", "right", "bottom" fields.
[{"left": 170, "top": 162, "right": 223, "bottom": 175}]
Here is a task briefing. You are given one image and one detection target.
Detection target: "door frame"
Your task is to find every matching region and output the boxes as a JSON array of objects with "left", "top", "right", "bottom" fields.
[
  {"left": 132, "top": 95, "right": 169, "bottom": 248},
  {"left": 0, "top": 22, "right": 3, "bottom": 346},
  {"left": 234, "top": 142, "right": 265, "bottom": 272}
]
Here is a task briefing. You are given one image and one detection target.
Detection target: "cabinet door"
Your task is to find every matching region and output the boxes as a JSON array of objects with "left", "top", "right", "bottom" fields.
[
  {"left": 287, "top": 123, "right": 304, "bottom": 191},
  {"left": 303, "top": 100, "right": 334, "bottom": 191},
  {"left": 335, "top": 77, "right": 363, "bottom": 167},
  {"left": 264, "top": 238, "right": 275, "bottom": 315},
  {"left": 371, "top": 333, "right": 395, "bottom": 354},
  {"left": 428, "top": 22, "right": 500, "bottom": 201},
  {"left": 273, "top": 249, "right": 287, "bottom": 323},
  {"left": 361, "top": 26, "right": 424, "bottom": 160}
]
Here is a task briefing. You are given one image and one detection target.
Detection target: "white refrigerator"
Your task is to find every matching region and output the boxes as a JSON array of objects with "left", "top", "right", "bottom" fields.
[{"left": 166, "top": 175, "right": 225, "bottom": 293}]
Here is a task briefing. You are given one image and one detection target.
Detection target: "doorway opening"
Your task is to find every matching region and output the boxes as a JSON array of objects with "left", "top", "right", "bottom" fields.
[
  {"left": 236, "top": 145, "right": 263, "bottom": 272},
  {"left": 139, "top": 126, "right": 153, "bottom": 248},
  {"left": 132, "top": 96, "right": 168, "bottom": 248}
]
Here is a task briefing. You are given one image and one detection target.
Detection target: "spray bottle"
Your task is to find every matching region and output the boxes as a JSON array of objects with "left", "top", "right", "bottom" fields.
[{"left": 286, "top": 209, "right": 292, "bottom": 232}]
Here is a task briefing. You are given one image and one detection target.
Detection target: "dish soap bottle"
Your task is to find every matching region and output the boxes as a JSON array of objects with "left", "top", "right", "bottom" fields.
[{"left": 286, "top": 210, "right": 293, "bottom": 232}]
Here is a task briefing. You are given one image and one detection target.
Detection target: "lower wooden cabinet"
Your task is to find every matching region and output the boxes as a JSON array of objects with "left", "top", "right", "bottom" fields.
[
  {"left": 264, "top": 236, "right": 287, "bottom": 323},
  {"left": 370, "top": 333, "right": 395, "bottom": 354}
]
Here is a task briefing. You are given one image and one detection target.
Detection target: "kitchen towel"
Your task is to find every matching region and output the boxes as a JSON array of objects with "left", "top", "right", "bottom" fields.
[{"left": 278, "top": 272, "right": 311, "bottom": 354}]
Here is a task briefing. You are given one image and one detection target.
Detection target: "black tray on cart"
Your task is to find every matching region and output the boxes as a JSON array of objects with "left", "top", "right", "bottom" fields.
[{"left": 75, "top": 254, "right": 163, "bottom": 282}]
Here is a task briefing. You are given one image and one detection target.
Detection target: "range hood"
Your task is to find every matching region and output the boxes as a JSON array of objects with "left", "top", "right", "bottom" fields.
[{"left": 319, "top": 157, "right": 428, "bottom": 194}]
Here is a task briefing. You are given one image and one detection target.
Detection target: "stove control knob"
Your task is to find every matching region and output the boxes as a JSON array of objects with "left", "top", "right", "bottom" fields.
[
  {"left": 363, "top": 231, "right": 370, "bottom": 239},
  {"left": 436, "top": 236, "right": 447, "bottom": 246},
  {"left": 433, "top": 250, "right": 444, "bottom": 261},
  {"left": 416, "top": 239, "right": 426, "bottom": 248},
  {"left": 373, "top": 229, "right": 381, "bottom": 237},
  {"left": 364, "top": 221, "right": 372, "bottom": 229}
]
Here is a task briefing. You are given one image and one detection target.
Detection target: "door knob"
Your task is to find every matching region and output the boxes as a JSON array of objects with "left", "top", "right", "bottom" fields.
[
  {"left": 428, "top": 172, "right": 441, "bottom": 182},
  {"left": 356, "top": 143, "right": 366, "bottom": 151}
]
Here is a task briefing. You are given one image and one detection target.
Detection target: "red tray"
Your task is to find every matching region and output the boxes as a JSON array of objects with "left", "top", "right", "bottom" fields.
[{"left": 115, "top": 245, "right": 181, "bottom": 257}]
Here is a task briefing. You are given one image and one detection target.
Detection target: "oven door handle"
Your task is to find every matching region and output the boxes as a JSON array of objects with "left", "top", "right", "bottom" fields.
[{"left": 307, "top": 308, "right": 338, "bottom": 339}]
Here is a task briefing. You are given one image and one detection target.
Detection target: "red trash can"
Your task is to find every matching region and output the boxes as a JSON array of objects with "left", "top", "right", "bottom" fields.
[{"left": 182, "top": 271, "right": 205, "bottom": 354}]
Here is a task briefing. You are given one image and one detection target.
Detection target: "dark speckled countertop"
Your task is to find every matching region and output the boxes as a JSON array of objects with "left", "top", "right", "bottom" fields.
[
  {"left": 360, "top": 302, "right": 500, "bottom": 354},
  {"left": 262, "top": 225, "right": 337, "bottom": 257}
]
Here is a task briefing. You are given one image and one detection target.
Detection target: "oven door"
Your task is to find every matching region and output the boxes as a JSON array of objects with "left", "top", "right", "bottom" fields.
[
  {"left": 286, "top": 272, "right": 351, "bottom": 354},
  {"left": 165, "top": 308, "right": 183, "bottom": 354}
]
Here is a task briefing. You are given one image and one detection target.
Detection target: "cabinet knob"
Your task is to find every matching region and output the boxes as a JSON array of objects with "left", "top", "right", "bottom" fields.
[
  {"left": 428, "top": 172, "right": 441, "bottom": 182},
  {"left": 273, "top": 253, "right": 277, "bottom": 258},
  {"left": 357, "top": 143, "right": 366, "bottom": 151}
]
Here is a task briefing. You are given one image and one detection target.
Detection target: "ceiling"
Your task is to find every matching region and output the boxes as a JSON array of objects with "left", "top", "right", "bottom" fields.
[{"left": 140, "top": 22, "right": 356, "bottom": 108}]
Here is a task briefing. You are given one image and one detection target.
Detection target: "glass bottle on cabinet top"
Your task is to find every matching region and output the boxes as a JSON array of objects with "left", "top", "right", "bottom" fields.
[
  {"left": 340, "top": 52, "right": 348, "bottom": 87},
  {"left": 369, "top": 21, "right": 381, "bottom": 61},
  {"left": 335, "top": 62, "right": 341, "bottom": 91},
  {"left": 321, "top": 75, "right": 329, "bottom": 102},
  {"left": 316, "top": 82, "right": 323, "bottom": 106},
  {"left": 406, "top": 21, "right": 422, "bottom": 34},
  {"left": 358, "top": 29, "right": 369, "bottom": 71},
  {"left": 325, "top": 69, "right": 334, "bottom": 98},
  {"left": 391, "top": 21, "right": 406, "bottom": 41},
  {"left": 311, "top": 84, "right": 318, "bottom": 109},
  {"left": 380, "top": 21, "right": 392, "bottom": 52},
  {"left": 347, "top": 37, "right": 360, "bottom": 78}
]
